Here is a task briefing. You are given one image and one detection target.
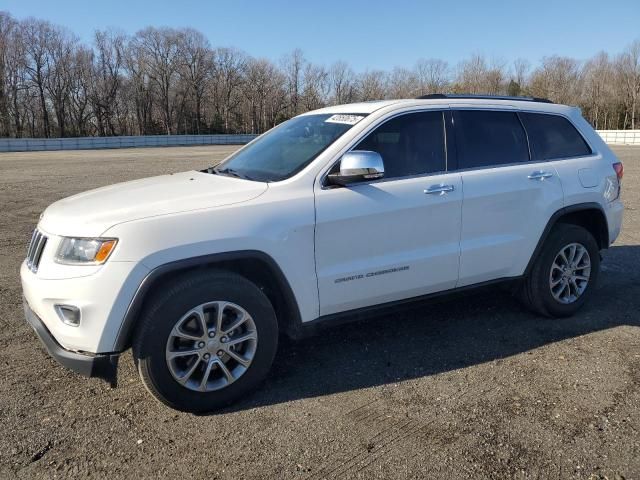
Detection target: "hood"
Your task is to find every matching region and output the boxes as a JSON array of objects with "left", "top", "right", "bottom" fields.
[{"left": 39, "top": 171, "right": 268, "bottom": 237}]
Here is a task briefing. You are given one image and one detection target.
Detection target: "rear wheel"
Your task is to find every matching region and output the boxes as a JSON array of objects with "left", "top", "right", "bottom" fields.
[
  {"left": 132, "top": 270, "right": 278, "bottom": 413},
  {"left": 521, "top": 224, "right": 600, "bottom": 317}
]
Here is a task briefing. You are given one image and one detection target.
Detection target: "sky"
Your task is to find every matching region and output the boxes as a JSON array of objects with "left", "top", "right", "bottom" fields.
[{"left": 3, "top": 0, "right": 639, "bottom": 71}]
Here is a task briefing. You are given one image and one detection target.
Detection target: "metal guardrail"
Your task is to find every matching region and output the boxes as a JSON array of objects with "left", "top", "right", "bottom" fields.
[
  {"left": 0, "top": 131, "right": 637, "bottom": 152},
  {"left": 596, "top": 130, "right": 640, "bottom": 146},
  {"left": 0, "top": 134, "right": 258, "bottom": 152}
]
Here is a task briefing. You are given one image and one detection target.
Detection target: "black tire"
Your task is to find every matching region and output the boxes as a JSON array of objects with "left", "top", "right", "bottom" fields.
[
  {"left": 521, "top": 223, "right": 600, "bottom": 317},
  {"left": 132, "top": 270, "right": 278, "bottom": 413}
]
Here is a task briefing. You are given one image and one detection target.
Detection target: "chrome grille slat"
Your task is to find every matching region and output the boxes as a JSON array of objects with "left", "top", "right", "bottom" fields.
[
  {"left": 33, "top": 234, "right": 47, "bottom": 267},
  {"left": 26, "top": 229, "right": 48, "bottom": 273},
  {"left": 26, "top": 229, "right": 38, "bottom": 265}
]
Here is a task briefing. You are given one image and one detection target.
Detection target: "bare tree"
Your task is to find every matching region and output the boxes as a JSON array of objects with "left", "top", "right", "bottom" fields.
[
  {"left": 617, "top": 40, "right": 640, "bottom": 129},
  {"left": 281, "top": 48, "right": 305, "bottom": 116},
  {"left": 529, "top": 56, "right": 582, "bottom": 105},
  {"left": 453, "top": 55, "right": 507, "bottom": 95},
  {"left": 44, "top": 25, "right": 78, "bottom": 137},
  {"left": 0, "top": 11, "right": 15, "bottom": 136},
  {"left": 211, "top": 47, "right": 246, "bottom": 133},
  {"left": 328, "top": 61, "right": 356, "bottom": 104},
  {"left": 301, "top": 63, "right": 329, "bottom": 110},
  {"left": 4, "top": 17, "right": 31, "bottom": 137},
  {"left": 507, "top": 58, "right": 530, "bottom": 96},
  {"left": 22, "top": 18, "right": 54, "bottom": 137},
  {"left": 69, "top": 46, "right": 93, "bottom": 135},
  {"left": 357, "top": 70, "right": 387, "bottom": 101},
  {"left": 582, "top": 52, "right": 614, "bottom": 128},
  {"left": 132, "top": 27, "right": 181, "bottom": 134},
  {"left": 414, "top": 58, "right": 449, "bottom": 95},
  {"left": 262, "top": 68, "right": 287, "bottom": 129},
  {"left": 91, "top": 29, "right": 126, "bottom": 136},
  {"left": 388, "top": 67, "right": 418, "bottom": 98},
  {"left": 513, "top": 58, "right": 530, "bottom": 87},
  {"left": 455, "top": 54, "right": 488, "bottom": 94},
  {"left": 243, "top": 58, "right": 286, "bottom": 133},
  {"left": 1, "top": 12, "right": 640, "bottom": 138},
  {"left": 124, "top": 39, "right": 153, "bottom": 135},
  {"left": 177, "top": 28, "right": 212, "bottom": 134},
  {"left": 485, "top": 58, "right": 507, "bottom": 95}
]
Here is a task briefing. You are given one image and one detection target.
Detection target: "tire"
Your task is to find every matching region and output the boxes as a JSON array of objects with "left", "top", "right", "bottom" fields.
[
  {"left": 521, "top": 223, "right": 600, "bottom": 317},
  {"left": 132, "top": 270, "right": 278, "bottom": 413}
]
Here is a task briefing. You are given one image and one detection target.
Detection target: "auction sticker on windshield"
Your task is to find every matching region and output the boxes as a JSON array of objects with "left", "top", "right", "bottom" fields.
[{"left": 325, "top": 114, "right": 365, "bottom": 125}]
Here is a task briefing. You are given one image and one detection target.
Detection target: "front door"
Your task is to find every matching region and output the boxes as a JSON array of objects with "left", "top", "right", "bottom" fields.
[{"left": 314, "top": 110, "right": 463, "bottom": 316}]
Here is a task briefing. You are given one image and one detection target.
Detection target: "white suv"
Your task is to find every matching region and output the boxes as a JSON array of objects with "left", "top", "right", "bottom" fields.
[{"left": 21, "top": 95, "right": 624, "bottom": 412}]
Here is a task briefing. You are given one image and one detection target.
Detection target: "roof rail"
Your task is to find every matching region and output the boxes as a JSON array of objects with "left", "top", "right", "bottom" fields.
[{"left": 417, "top": 93, "right": 554, "bottom": 104}]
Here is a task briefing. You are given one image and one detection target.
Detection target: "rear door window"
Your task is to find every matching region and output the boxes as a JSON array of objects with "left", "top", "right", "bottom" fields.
[
  {"left": 453, "top": 110, "right": 529, "bottom": 169},
  {"left": 519, "top": 112, "right": 592, "bottom": 160}
]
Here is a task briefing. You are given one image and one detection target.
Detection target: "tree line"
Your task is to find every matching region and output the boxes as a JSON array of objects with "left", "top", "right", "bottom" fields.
[{"left": 1, "top": 11, "right": 639, "bottom": 139}]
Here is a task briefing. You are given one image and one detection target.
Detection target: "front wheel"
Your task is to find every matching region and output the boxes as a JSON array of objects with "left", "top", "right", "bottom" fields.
[
  {"left": 132, "top": 270, "right": 278, "bottom": 413},
  {"left": 521, "top": 224, "right": 600, "bottom": 317}
]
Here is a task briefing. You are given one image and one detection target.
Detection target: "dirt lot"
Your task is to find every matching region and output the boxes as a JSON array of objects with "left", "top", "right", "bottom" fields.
[{"left": 0, "top": 145, "right": 638, "bottom": 479}]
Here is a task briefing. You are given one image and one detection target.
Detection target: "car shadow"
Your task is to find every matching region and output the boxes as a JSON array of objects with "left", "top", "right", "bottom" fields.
[{"left": 214, "top": 244, "right": 640, "bottom": 414}]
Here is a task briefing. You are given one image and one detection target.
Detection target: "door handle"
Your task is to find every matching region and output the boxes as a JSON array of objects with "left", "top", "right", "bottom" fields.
[
  {"left": 424, "top": 184, "right": 455, "bottom": 195},
  {"left": 528, "top": 170, "right": 554, "bottom": 180}
]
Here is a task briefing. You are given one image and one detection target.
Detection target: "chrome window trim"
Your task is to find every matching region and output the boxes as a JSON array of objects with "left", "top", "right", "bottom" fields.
[
  {"left": 449, "top": 158, "right": 570, "bottom": 175},
  {"left": 325, "top": 168, "right": 453, "bottom": 189},
  {"left": 446, "top": 152, "right": 601, "bottom": 175}
]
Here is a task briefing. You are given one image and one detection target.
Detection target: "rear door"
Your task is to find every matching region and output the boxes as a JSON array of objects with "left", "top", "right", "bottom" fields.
[{"left": 453, "top": 109, "right": 565, "bottom": 287}]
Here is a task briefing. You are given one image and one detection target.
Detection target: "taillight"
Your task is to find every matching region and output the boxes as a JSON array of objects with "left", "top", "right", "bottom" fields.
[
  {"left": 613, "top": 162, "right": 624, "bottom": 181},
  {"left": 609, "top": 161, "right": 624, "bottom": 202}
]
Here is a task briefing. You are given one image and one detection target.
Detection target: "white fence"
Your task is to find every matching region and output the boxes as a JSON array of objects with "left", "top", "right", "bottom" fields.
[
  {"left": 596, "top": 130, "right": 640, "bottom": 146},
  {"left": 0, "top": 134, "right": 258, "bottom": 152}
]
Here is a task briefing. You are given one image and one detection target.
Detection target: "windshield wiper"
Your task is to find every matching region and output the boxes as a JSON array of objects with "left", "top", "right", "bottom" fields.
[{"left": 213, "top": 167, "right": 255, "bottom": 181}]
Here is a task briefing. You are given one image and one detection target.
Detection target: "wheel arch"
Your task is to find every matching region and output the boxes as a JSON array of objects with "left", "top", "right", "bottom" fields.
[
  {"left": 524, "top": 202, "right": 609, "bottom": 276},
  {"left": 113, "top": 250, "right": 303, "bottom": 352}
]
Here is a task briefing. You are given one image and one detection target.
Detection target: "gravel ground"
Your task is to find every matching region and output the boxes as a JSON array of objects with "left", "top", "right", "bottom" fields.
[{"left": 0, "top": 145, "right": 638, "bottom": 480}]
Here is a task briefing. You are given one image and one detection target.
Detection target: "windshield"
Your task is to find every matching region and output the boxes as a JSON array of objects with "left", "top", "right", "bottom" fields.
[{"left": 213, "top": 113, "right": 365, "bottom": 182}]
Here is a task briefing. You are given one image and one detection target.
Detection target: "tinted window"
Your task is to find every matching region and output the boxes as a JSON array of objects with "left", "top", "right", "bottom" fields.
[
  {"left": 453, "top": 110, "right": 529, "bottom": 169},
  {"left": 354, "top": 111, "right": 446, "bottom": 178},
  {"left": 520, "top": 112, "right": 592, "bottom": 160}
]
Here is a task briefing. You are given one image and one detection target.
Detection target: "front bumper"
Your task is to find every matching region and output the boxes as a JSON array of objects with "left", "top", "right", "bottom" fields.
[
  {"left": 24, "top": 299, "right": 119, "bottom": 385},
  {"left": 20, "top": 257, "right": 150, "bottom": 353}
]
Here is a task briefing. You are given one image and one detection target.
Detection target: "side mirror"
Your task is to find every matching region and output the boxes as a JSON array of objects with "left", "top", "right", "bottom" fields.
[{"left": 327, "top": 151, "right": 385, "bottom": 186}]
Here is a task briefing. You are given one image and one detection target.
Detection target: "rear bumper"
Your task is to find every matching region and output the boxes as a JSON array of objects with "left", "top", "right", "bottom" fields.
[
  {"left": 24, "top": 299, "right": 119, "bottom": 385},
  {"left": 607, "top": 199, "right": 624, "bottom": 246}
]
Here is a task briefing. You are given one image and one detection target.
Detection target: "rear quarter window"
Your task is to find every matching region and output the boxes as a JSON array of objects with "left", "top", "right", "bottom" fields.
[{"left": 519, "top": 112, "right": 592, "bottom": 160}]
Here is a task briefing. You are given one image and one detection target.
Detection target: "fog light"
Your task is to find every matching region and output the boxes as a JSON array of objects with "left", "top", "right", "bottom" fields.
[{"left": 54, "top": 304, "right": 81, "bottom": 327}]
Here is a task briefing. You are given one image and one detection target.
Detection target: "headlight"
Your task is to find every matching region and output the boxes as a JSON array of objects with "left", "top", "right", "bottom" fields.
[{"left": 55, "top": 238, "right": 118, "bottom": 265}]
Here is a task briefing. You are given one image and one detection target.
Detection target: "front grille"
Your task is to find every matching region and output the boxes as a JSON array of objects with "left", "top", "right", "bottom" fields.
[{"left": 26, "top": 229, "right": 48, "bottom": 273}]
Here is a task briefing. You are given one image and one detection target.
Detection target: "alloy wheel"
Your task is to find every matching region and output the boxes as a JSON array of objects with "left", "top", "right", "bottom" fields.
[
  {"left": 549, "top": 242, "right": 591, "bottom": 304},
  {"left": 165, "top": 301, "right": 258, "bottom": 392}
]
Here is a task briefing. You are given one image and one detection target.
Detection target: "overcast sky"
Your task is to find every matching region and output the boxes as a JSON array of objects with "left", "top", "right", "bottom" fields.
[{"left": 3, "top": 0, "right": 639, "bottom": 71}]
